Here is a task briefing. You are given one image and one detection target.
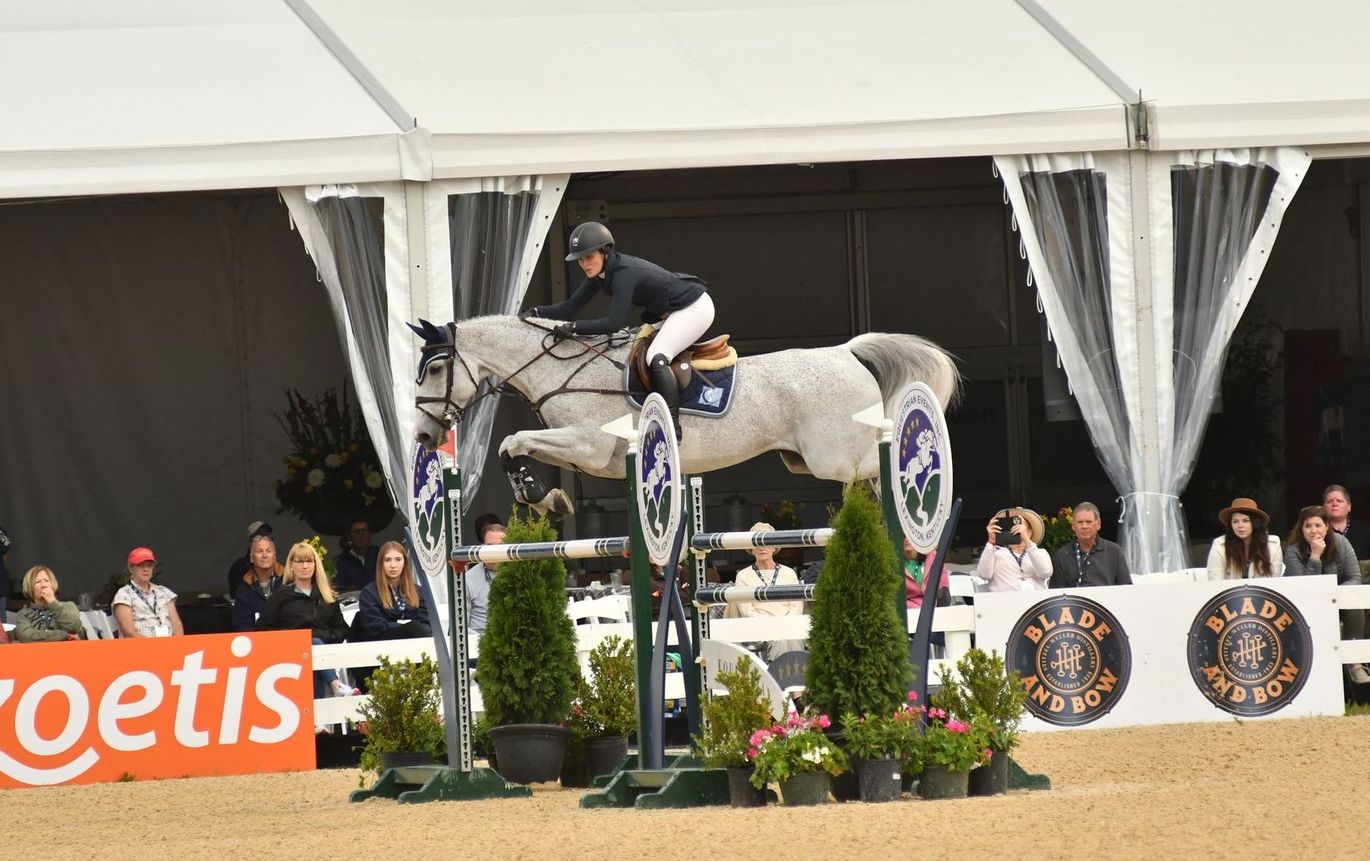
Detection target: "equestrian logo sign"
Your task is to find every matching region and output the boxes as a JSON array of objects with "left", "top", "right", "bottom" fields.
[
  {"left": 1187, "top": 585, "right": 1312, "bottom": 716},
  {"left": 637, "top": 394, "right": 682, "bottom": 567},
  {"left": 1007, "top": 595, "right": 1131, "bottom": 726},
  {"left": 892, "top": 383, "right": 953, "bottom": 554},
  {"left": 410, "top": 439, "right": 455, "bottom": 584}
]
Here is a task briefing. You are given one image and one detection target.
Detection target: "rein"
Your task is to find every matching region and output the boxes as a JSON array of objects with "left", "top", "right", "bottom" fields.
[{"left": 416, "top": 319, "right": 634, "bottom": 429}]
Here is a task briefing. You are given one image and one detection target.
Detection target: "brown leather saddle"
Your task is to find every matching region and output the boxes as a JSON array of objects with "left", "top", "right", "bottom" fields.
[{"left": 630, "top": 325, "right": 737, "bottom": 390}]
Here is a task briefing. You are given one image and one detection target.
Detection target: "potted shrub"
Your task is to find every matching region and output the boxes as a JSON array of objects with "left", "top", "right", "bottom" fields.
[
  {"left": 748, "top": 713, "right": 847, "bottom": 806},
  {"left": 805, "top": 482, "right": 913, "bottom": 798},
  {"left": 934, "top": 648, "right": 1028, "bottom": 795},
  {"left": 477, "top": 511, "right": 580, "bottom": 784},
  {"left": 840, "top": 691, "right": 922, "bottom": 803},
  {"left": 560, "top": 678, "right": 593, "bottom": 788},
  {"left": 916, "top": 705, "right": 990, "bottom": 799},
  {"left": 356, "top": 655, "right": 446, "bottom": 786},
  {"left": 581, "top": 635, "right": 637, "bottom": 780},
  {"left": 695, "top": 661, "right": 776, "bottom": 807}
]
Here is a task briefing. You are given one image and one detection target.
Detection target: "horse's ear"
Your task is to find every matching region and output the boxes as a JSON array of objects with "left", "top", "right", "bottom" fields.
[{"left": 406, "top": 320, "right": 427, "bottom": 339}]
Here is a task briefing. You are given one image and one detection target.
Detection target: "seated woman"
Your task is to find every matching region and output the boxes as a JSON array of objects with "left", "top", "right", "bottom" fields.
[
  {"left": 356, "top": 541, "right": 432, "bottom": 641},
  {"left": 1206, "top": 497, "right": 1284, "bottom": 580},
  {"left": 232, "top": 534, "right": 284, "bottom": 632},
  {"left": 112, "top": 547, "right": 185, "bottom": 637},
  {"left": 904, "top": 537, "right": 946, "bottom": 610},
  {"left": 1284, "top": 505, "right": 1370, "bottom": 685},
  {"left": 257, "top": 541, "right": 355, "bottom": 703},
  {"left": 975, "top": 508, "right": 1051, "bottom": 592},
  {"left": 15, "top": 565, "right": 84, "bottom": 642},
  {"left": 723, "top": 522, "right": 805, "bottom": 662}
]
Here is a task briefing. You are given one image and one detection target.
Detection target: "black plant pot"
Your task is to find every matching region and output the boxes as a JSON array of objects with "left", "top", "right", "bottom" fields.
[
  {"left": 380, "top": 750, "right": 435, "bottom": 771},
  {"left": 560, "top": 756, "right": 590, "bottom": 788},
  {"left": 968, "top": 748, "right": 1010, "bottom": 796},
  {"left": 856, "top": 756, "right": 903, "bottom": 803},
  {"left": 487, "top": 723, "right": 571, "bottom": 784},
  {"left": 726, "top": 765, "right": 768, "bottom": 807},
  {"left": 585, "top": 735, "right": 629, "bottom": 780},
  {"left": 822, "top": 730, "right": 861, "bottom": 801}
]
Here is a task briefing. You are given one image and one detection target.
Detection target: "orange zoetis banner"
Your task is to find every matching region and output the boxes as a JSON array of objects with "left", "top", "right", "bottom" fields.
[{"left": 0, "top": 630, "right": 315, "bottom": 788}]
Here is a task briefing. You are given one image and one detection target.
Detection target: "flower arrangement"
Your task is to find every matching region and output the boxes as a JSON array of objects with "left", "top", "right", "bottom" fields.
[
  {"left": 933, "top": 648, "right": 1028, "bottom": 753},
  {"left": 273, "top": 388, "right": 391, "bottom": 528},
  {"left": 920, "top": 705, "right": 991, "bottom": 773},
  {"left": 1041, "top": 506, "right": 1075, "bottom": 553},
  {"left": 747, "top": 713, "right": 848, "bottom": 788},
  {"left": 695, "top": 661, "right": 776, "bottom": 769},
  {"left": 303, "top": 534, "right": 340, "bottom": 587},
  {"left": 839, "top": 690, "right": 923, "bottom": 764},
  {"left": 759, "top": 499, "right": 804, "bottom": 531}
]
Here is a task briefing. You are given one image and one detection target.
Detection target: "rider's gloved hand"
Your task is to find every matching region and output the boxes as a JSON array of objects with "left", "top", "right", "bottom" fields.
[{"left": 552, "top": 322, "right": 574, "bottom": 341}]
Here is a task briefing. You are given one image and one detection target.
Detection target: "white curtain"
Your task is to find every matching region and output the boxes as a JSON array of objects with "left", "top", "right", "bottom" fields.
[
  {"left": 423, "top": 176, "right": 568, "bottom": 512},
  {"left": 281, "top": 183, "right": 414, "bottom": 511},
  {"left": 997, "top": 148, "right": 1310, "bottom": 573}
]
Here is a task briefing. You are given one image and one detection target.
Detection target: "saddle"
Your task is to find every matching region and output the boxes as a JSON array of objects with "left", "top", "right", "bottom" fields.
[{"left": 630, "top": 324, "right": 738, "bottom": 391}]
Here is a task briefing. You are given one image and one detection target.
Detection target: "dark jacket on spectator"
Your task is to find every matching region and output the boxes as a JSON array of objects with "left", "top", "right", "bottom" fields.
[
  {"left": 256, "top": 584, "right": 349, "bottom": 644},
  {"left": 335, "top": 546, "right": 379, "bottom": 592},
  {"left": 356, "top": 581, "right": 432, "bottom": 641},
  {"left": 232, "top": 568, "right": 284, "bottom": 632}
]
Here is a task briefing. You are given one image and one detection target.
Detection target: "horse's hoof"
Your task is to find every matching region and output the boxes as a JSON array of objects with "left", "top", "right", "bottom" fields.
[{"left": 546, "top": 488, "right": 576, "bottom": 518}]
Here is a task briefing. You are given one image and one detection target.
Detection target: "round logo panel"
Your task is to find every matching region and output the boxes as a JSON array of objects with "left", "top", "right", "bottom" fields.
[
  {"left": 892, "top": 383, "right": 953, "bottom": 554},
  {"left": 637, "top": 394, "right": 682, "bottom": 567},
  {"left": 1187, "top": 585, "right": 1312, "bottom": 716},
  {"left": 410, "top": 441, "right": 453, "bottom": 582},
  {"left": 1007, "top": 595, "right": 1131, "bottom": 726}
]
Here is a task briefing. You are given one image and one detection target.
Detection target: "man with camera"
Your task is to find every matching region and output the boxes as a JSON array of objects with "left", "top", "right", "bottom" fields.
[
  {"left": 975, "top": 507, "right": 1052, "bottom": 592},
  {"left": 1050, "top": 502, "right": 1131, "bottom": 588}
]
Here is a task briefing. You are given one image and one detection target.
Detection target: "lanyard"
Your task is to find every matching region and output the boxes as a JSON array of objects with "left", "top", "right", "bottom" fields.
[
  {"left": 1008, "top": 547, "right": 1029, "bottom": 569},
  {"left": 757, "top": 567, "right": 779, "bottom": 587},
  {"left": 1073, "top": 541, "right": 1094, "bottom": 586},
  {"left": 389, "top": 586, "right": 408, "bottom": 613},
  {"left": 132, "top": 583, "right": 159, "bottom": 615}
]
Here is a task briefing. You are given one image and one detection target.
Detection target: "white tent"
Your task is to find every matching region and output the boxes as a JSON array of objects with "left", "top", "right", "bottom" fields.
[{"left": 4, "top": 0, "right": 1370, "bottom": 590}]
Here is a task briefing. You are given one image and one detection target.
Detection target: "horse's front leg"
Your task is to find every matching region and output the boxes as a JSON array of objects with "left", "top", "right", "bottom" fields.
[{"left": 498, "top": 428, "right": 620, "bottom": 518}]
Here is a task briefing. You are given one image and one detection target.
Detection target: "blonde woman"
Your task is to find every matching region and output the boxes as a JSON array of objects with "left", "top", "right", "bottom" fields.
[
  {"left": 15, "top": 566, "right": 85, "bottom": 642},
  {"left": 356, "top": 541, "right": 432, "bottom": 641},
  {"left": 257, "top": 542, "right": 353, "bottom": 703}
]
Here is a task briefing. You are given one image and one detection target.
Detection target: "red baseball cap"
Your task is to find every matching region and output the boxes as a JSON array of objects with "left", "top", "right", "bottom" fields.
[{"left": 127, "top": 547, "right": 157, "bottom": 565}]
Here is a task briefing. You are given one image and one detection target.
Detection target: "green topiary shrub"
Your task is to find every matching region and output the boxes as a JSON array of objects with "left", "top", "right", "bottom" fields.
[
  {"left": 476, "top": 510, "right": 580, "bottom": 726},
  {"left": 804, "top": 482, "right": 912, "bottom": 720},
  {"left": 357, "top": 655, "right": 446, "bottom": 785},
  {"left": 583, "top": 635, "right": 637, "bottom": 738}
]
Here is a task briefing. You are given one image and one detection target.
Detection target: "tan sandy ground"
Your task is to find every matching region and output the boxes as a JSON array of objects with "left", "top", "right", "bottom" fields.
[{"left": 10, "top": 715, "right": 1368, "bottom": 861}]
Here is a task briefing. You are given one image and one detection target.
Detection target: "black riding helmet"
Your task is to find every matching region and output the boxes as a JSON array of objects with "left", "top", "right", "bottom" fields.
[{"left": 564, "top": 221, "right": 614, "bottom": 261}]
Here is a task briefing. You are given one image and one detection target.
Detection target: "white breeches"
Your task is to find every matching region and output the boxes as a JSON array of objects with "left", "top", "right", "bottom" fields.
[{"left": 649, "top": 293, "right": 715, "bottom": 362}]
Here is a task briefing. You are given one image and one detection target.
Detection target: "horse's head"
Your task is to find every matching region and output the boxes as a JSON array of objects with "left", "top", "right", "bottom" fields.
[{"left": 410, "top": 318, "right": 480, "bottom": 450}]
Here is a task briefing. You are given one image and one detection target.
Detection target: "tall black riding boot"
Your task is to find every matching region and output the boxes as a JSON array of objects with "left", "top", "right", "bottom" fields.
[{"left": 647, "top": 355, "right": 683, "bottom": 441}]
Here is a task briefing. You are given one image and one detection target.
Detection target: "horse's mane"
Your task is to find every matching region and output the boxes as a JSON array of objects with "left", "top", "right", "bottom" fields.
[{"left": 846, "top": 332, "right": 962, "bottom": 410}]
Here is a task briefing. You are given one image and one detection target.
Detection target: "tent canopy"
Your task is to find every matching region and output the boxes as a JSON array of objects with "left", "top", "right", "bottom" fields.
[{"left": 7, "top": 0, "right": 1369, "bottom": 198}]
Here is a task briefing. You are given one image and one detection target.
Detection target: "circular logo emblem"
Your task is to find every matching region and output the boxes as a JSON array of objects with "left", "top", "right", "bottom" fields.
[
  {"left": 1187, "top": 585, "right": 1312, "bottom": 716},
  {"left": 410, "top": 441, "right": 452, "bottom": 581},
  {"left": 1007, "top": 595, "right": 1131, "bottom": 726},
  {"left": 637, "top": 394, "right": 682, "bottom": 566},
  {"left": 892, "top": 383, "right": 953, "bottom": 553}
]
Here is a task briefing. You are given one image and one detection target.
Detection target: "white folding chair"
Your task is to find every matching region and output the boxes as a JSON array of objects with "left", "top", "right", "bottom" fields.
[{"left": 79, "top": 613, "right": 98, "bottom": 640}]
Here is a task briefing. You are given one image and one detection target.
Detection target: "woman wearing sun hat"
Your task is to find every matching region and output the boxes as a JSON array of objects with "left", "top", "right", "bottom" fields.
[
  {"left": 1206, "top": 497, "right": 1284, "bottom": 580},
  {"left": 975, "top": 507, "right": 1052, "bottom": 592}
]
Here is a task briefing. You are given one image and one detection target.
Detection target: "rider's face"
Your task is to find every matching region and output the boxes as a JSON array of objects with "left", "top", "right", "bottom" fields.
[{"left": 578, "top": 250, "right": 605, "bottom": 279}]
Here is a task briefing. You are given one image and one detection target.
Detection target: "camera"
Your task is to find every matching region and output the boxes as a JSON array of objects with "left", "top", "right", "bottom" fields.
[{"left": 995, "top": 515, "right": 1022, "bottom": 546}]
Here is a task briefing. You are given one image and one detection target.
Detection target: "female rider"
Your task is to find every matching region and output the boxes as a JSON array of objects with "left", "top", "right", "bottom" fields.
[{"left": 529, "top": 221, "right": 713, "bottom": 438}]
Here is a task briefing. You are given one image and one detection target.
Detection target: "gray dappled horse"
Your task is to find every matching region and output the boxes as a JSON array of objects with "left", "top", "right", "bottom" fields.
[{"left": 412, "top": 315, "right": 959, "bottom": 517}]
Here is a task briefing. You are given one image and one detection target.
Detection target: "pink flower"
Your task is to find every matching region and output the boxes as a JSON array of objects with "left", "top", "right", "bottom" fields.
[
  {"left": 946, "top": 719, "right": 969, "bottom": 734},
  {"left": 750, "top": 730, "right": 770, "bottom": 746},
  {"left": 747, "top": 747, "right": 759, "bottom": 759},
  {"left": 983, "top": 749, "right": 993, "bottom": 761},
  {"left": 929, "top": 707, "right": 946, "bottom": 720},
  {"left": 907, "top": 690, "right": 918, "bottom": 702},
  {"left": 816, "top": 714, "right": 831, "bottom": 729}
]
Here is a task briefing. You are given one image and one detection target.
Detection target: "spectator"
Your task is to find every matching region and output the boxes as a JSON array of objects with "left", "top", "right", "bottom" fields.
[
  {"left": 724, "top": 522, "right": 805, "bottom": 661},
  {"left": 1283, "top": 504, "right": 1370, "bottom": 685},
  {"left": 1206, "top": 497, "right": 1284, "bottom": 580},
  {"left": 465, "top": 519, "right": 505, "bottom": 633},
  {"left": 975, "top": 507, "right": 1052, "bottom": 592},
  {"left": 336, "top": 519, "right": 379, "bottom": 592},
  {"left": 226, "top": 521, "right": 273, "bottom": 596},
  {"left": 15, "top": 565, "right": 84, "bottom": 642},
  {"left": 257, "top": 541, "right": 354, "bottom": 704},
  {"left": 472, "top": 513, "right": 505, "bottom": 544},
  {"left": 112, "top": 547, "right": 184, "bottom": 638},
  {"left": 903, "top": 537, "right": 947, "bottom": 609},
  {"left": 1322, "top": 485, "right": 1370, "bottom": 567},
  {"left": 356, "top": 541, "right": 432, "bottom": 641},
  {"left": 1050, "top": 502, "right": 1132, "bottom": 588},
  {"left": 231, "top": 534, "right": 284, "bottom": 632}
]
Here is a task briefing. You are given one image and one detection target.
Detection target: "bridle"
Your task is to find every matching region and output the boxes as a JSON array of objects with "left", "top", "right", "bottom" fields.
[{"left": 413, "top": 318, "right": 633, "bottom": 432}]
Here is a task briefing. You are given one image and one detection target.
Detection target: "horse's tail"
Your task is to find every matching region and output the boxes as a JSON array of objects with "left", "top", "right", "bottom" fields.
[{"left": 846, "top": 332, "right": 962, "bottom": 415}]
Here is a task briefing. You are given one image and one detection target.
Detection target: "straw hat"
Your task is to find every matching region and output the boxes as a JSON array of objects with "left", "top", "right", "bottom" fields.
[
  {"left": 995, "top": 507, "right": 1044, "bottom": 545},
  {"left": 1219, "top": 497, "right": 1269, "bottom": 526}
]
